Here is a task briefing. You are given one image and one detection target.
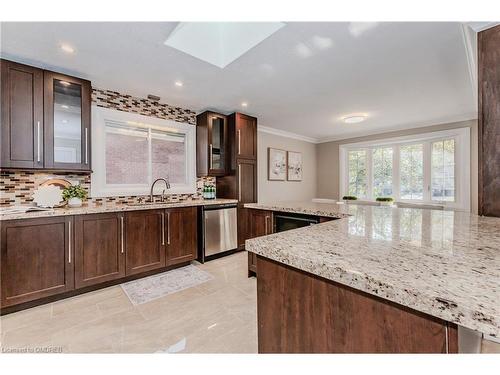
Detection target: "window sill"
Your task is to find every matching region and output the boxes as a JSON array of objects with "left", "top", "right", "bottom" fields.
[{"left": 342, "top": 200, "right": 447, "bottom": 210}]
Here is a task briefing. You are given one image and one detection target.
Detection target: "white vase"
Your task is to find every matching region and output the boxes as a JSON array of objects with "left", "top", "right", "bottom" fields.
[{"left": 68, "top": 197, "right": 83, "bottom": 208}]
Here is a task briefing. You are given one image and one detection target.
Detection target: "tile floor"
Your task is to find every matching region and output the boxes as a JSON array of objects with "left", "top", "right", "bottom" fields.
[{"left": 0, "top": 251, "right": 257, "bottom": 353}]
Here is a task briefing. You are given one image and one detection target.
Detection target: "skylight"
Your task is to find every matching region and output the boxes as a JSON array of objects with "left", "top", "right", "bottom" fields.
[{"left": 164, "top": 22, "right": 285, "bottom": 69}]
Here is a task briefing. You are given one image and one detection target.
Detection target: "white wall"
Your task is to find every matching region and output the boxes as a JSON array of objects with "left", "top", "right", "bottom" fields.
[{"left": 257, "top": 130, "right": 317, "bottom": 203}]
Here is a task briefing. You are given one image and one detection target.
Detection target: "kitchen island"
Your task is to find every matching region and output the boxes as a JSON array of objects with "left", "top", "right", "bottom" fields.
[{"left": 245, "top": 202, "right": 500, "bottom": 353}]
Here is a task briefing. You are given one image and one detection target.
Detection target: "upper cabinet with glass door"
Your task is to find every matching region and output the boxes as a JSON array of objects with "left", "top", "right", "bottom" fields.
[
  {"left": 0, "top": 60, "right": 92, "bottom": 172},
  {"left": 196, "top": 111, "right": 227, "bottom": 176},
  {"left": 44, "top": 71, "right": 91, "bottom": 171}
]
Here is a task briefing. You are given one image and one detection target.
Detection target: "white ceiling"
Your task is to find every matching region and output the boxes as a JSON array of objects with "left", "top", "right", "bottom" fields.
[{"left": 0, "top": 22, "right": 477, "bottom": 142}]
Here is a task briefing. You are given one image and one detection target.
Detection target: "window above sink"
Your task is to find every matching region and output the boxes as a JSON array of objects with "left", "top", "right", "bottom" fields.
[{"left": 91, "top": 106, "right": 196, "bottom": 197}]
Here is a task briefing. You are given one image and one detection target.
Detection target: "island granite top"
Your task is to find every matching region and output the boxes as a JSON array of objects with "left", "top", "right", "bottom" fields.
[
  {"left": 0, "top": 198, "right": 238, "bottom": 221},
  {"left": 245, "top": 202, "right": 500, "bottom": 337}
]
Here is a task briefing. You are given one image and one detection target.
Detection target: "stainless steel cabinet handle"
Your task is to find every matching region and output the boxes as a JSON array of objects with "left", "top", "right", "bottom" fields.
[
  {"left": 161, "top": 212, "right": 165, "bottom": 245},
  {"left": 265, "top": 216, "right": 271, "bottom": 234},
  {"left": 445, "top": 324, "right": 449, "bottom": 354},
  {"left": 237, "top": 129, "right": 241, "bottom": 155},
  {"left": 167, "top": 212, "right": 171, "bottom": 245},
  {"left": 85, "top": 128, "right": 88, "bottom": 165},
  {"left": 68, "top": 221, "right": 72, "bottom": 264},
  {"left": 37, "top": 121, "right": 41, "bottom": 163},
  {"left": 120, "top": 216, "right": 124, "bottom": 254},
  {"left": 209, "top": 144, "right": 213, "bottom": 169},
  {"left": 238, "top": 164, "right": 242, "bottom": 201}
]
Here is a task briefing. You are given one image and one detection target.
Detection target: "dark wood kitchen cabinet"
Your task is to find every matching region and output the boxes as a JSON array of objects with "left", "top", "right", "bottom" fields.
[
  {"left": 165, "top": 207, "right": 197, "bottom": 266},
  {"left": 257, "top": 256, "right": 458, "bottom": 353},
  {"left": 44, "top": 71, "right": 92, "bottom": 171},
  {"left": 229, "top": 112, "right": 257, "bottom": 160},
  {"left": 74, "top": 213, "right": 125, "bottom": 288},
  {"left": 478, "top": 25, "right": 500, "bottom": 217},
  {"left": 196, "top": 111, "right": 228, "bottom": 176},
  {"left": 0, "top": 59, "right": 92, "bottom": 172},
  {"left": 125, "top": 209, "right": 166, "bottom": 275},
  {"left": 247, "top": 209, "right": 273, "bottom": 276},
  {"left": 0, "top": 60, "right": 44, "bottom": 169},
  {"left": 0, "top": 216, "right": 74, "bottom": 308},
  {"left": 215, "top": 112, "right": 258, "bottom": 253},
  {"left": 237, "top": 158, "right": 258, "bottom": 249}
]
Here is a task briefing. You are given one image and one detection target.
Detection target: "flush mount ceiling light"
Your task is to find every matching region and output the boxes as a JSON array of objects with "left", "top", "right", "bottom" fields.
[
  {"left": 241, "top": 102, "right": 248, "bottom": 107},
  {"left": 174, "top": 81, "right": 183, "bottom": 87},
  {"left": 164, "top": 22, "right": 285, "bottom": 69},
  {"left": 60, "top": 44, "right": 75, "bottom": 54},
  {"left": 342, "top": 115, "right": 367, "bottom": 124}
]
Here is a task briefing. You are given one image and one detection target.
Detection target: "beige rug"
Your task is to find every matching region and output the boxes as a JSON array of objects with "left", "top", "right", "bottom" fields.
[{"left": 121, "top": 265, "right": 213, "bottom": 305}]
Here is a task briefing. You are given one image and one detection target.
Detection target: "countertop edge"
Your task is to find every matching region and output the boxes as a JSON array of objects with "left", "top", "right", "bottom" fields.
[
  {"left": 0, "top": 199, "right": 239, "bottom": 221},
  {"left": 243, "top": 203, "right": 350, "bottom": 219},
  {"left": 246, "top": 238, "right": 499, "bottom": 338}
]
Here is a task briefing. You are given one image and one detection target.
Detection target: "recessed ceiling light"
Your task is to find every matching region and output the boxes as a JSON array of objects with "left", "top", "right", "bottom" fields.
[
  {"left": 60, "top": 44, "right": 75, "bottom": 54},
  {"left": 241, "top": 102, "right": 248, "bottom": 107},
  {"left": 342, "top": 115, "right": 367, "bottom": 124},
  {"left": 175, "top": 81, "right": 183, "bottom": 87}
]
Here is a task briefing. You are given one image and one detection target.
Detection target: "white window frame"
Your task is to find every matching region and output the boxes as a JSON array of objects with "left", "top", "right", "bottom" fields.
[
  {"left": 91, "top": 106, "right": 197, "bottom": 197},
  {"left": 339, "top": 128, "right": 470, "bottom": 211}
]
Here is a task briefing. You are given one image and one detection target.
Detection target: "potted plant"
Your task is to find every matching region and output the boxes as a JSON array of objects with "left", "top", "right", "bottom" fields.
[
  {"left": 62, "top": 185, "right": 88, "bottom": 208},
  {"left": 376, "top": 197, "right": 394, "bottom": 206},
  {"left": 342, "top": 195, "right": 358, "bottom": 204}
]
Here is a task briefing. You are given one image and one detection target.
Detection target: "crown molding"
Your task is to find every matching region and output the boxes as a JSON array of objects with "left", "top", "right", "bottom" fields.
[{"left": 258, "top": 125, "right": 319, "bottom": 143}]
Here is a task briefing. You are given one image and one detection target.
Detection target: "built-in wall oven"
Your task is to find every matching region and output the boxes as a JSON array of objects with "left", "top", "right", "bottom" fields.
[{"left": 274, "top": 213, "right": 320, "bottom": 232}]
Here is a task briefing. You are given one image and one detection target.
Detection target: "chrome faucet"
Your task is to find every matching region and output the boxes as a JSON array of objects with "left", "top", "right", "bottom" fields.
[{"left": 149, "top": 178, "right": 170, "bottom": 202}]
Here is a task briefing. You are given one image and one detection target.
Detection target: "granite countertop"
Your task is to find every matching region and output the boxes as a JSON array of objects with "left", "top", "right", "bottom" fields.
[
  {"left": 0, "top": 198, "right": 238, "bottom": 221},
  {"left": 245, "top": 202, "right": 500, "bottom": 337},
  {"left": 244, "top": 201, "right": 351, "bottom": 218}
]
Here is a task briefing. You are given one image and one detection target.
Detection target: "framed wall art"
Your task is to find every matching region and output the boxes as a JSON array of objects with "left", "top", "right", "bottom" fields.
[
  {"left": 268, "top": 148, "right": 287, "bottom": 180},
  {"left": 287, "top": 151, "right": 302, "bottom": 181}
]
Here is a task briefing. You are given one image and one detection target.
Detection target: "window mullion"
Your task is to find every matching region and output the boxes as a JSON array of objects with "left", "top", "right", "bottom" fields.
[
  {"left": 367, "top": 148, "right": 373, "bottom": 200},
  {"left": 423, "top": 141, "right": 431, "bottom": 202},
  {"left": 393, "top": 145, "right": 400, "bottom": 201},
  {"left": 148, "top": 128, "right": 152, "bottom": 186}
]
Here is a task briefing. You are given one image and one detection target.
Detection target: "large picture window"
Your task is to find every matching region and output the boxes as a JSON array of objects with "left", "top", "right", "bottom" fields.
[
  {"left": 347, "top": 150, "right": 367, "bottom": 198},
  {"left": 339, "top": 128, "right": 470, "bottom": 210},
  {"left": 91, "top": 106, "right": 196, "bottom": 197}
]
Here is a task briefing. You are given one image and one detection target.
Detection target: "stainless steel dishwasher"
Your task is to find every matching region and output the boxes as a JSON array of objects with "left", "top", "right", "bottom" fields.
[{"left": 199, "top": 203, "right": 238, "bottom": 263}]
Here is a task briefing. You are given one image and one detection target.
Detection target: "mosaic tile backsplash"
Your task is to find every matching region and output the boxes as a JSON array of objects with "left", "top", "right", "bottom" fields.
[
  {"left": 92, "top": 88, "right": 196, "bottom": 125},
  {"left": 0, "top": 171, "right": 214, "bottom": 206},
  {"left": 0, "top": 88, "right": 210, "bottom": 207}
]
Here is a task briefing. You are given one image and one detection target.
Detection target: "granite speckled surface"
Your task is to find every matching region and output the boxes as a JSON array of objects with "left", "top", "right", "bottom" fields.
[
  {"left": 244, "top": 201, "right": 351, "bottom": 218},
  {"left": 0, "top": 198, "right": 238, "bottom": 221},
  {"left": 245, "top": 203, "right": 500, "bottom": 337}
]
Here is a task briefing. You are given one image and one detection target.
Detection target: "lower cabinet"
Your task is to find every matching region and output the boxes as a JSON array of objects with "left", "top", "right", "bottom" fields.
[
  {"left": 0, "top": 216, "right": 74, "bottom": 307},
  {"left": 125, "top": 209, "right": 166, "bottom": 275},
  {"left": 247, "top": 209, "right": 273, "bottom": 277},
  {"left": 74, "top": 213, "right": 125, "bottom": 289},
  {"left": 1, "top": 206, "right": 199, "bottom": 311},
  {"left": 166, "top": 207, "right": 197, "bottom": 266}
]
